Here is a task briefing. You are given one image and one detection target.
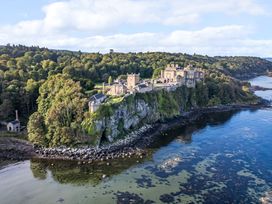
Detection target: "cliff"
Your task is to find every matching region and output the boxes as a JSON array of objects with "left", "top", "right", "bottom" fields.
[{"left": 82, "top": 81, "right": 258, "bottom": 146}]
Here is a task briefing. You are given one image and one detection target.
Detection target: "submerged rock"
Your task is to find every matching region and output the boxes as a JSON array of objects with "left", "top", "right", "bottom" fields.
[
  {"left": 158, "top": 155, "right": 182, "bottom": 172},
  {"left": 260, "top": 191, "right": 272, "bottom": 204}
]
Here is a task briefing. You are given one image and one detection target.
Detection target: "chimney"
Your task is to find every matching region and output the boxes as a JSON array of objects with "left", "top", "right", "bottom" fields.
[
  {"left": 15, "top": 110, "right": 19, "bottom": 121},
  {"left": 102, "top": 82, "right": 105, "bottom": 94}
]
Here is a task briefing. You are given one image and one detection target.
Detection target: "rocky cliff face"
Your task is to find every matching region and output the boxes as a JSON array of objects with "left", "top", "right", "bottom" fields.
[
  {"left": 94, "top": 98, "right": 159, "bottom": 143},
  {"left": 83, "top": 86, "right": 192, "bottom": 146}
]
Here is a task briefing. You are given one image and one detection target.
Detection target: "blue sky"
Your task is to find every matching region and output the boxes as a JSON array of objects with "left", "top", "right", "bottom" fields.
[{"left": 0, "top": 0, "right": 271, "bottom": 56}]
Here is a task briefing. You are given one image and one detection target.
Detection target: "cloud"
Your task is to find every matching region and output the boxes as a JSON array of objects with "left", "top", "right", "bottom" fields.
[
  {"left": 0, "top": 0, "right": 270, "bottom": 56},
  {"left": 0, "top": 0, "right": 266, "bottom": 35},
  {"left": 1, "top": 24, "right": 271, "bottom": 57}
]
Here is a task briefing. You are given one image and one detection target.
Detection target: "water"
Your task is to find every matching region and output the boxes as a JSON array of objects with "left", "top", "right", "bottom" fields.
[
  {"left": 1, "top": 77, "right": 272, "bottom": 204},
  {"left": 249, "top": 76, "right": 272, "bottom": 100}
]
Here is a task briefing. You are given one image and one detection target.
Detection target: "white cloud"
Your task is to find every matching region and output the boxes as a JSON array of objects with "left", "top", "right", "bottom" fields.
[
  {"left": 0, "top": 0, "right": 270, "bottom": 56},
  {"left": 1, "top": 24, "right": 271, "bottom": 57},
  {"left": 0, "top": 0, "right": 266, "bottom": 35}
]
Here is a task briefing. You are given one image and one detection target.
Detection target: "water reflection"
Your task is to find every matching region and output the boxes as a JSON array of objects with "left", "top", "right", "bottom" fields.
[{"left": 30, "top": 156, "right": 151, "bottom": 186}]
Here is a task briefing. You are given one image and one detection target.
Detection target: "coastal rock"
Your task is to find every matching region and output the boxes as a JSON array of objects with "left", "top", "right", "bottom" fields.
[{"left": 0, "top": 137, "right": 35, "bottom": 160}]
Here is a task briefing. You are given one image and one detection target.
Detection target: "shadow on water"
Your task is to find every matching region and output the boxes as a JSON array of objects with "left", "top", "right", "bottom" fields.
[{"left": 150, "top": 109, "right": 241, "bottom": 148}]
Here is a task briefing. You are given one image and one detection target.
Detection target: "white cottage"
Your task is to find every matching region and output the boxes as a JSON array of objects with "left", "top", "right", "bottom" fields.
[{"left": 7, "top": 110, "right": 20, "bottom": 132}]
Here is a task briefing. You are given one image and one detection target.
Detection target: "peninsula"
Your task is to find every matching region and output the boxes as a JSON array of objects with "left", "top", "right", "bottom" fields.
[{"left": 0, "top": 45, "right": 271, "bottom": 161}]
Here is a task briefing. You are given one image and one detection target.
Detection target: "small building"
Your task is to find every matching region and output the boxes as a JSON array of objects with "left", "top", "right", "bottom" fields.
[
  {"left": 7, "top": 110, "right": 20, "bottom": 132},
  {"left": 88, "top": 93, "right": 107, "bottom": 113},
  {"left": 7, "top": 121, "right": 20, "bottom": 132}
]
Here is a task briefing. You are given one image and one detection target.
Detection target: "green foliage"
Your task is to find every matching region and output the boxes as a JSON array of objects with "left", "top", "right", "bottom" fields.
[
  {"left": 152, "top": 67, "right": 163, "bottom": 79},
  {"left": 28, "top": 112, "right": 47, "bottom": 145},
  {"left": 0, "top": 44, "right": 269, "bottom": 122},
  {"left": 0, "top": 44, "right": 263, "bottom": 147},
  {"left": 208, "top": 97, "right": 222, "bottom": 106},
  {"left": 108, "top": 76, "right": 112, "bottom": 85},
  {"left": 28, "top": 74, "right": 87, "bottom": 147},
  {"left": 81, "top": 115, "right": 101, "bottom": 145}
]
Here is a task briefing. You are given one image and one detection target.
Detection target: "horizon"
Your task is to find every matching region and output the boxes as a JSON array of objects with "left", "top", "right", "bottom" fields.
[
  {"left": 2, "top": 44, "right": 272, "bottom": 59},
  {"left": 0, "top": 0, "right": 272, "bottom": 57}
]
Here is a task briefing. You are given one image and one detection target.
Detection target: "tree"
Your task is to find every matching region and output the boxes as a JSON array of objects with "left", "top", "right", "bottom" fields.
[
  {"left": 28, "top": 74, "right": 87, "bottom": 147},
  {"left": 152, "top": 68, "right": 163, "bottom": 79},
  {"left": 28, "top": 112, "right": 46, "bottom": 146}
]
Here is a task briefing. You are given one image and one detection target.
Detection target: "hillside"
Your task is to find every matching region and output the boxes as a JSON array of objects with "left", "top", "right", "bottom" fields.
[{"left": 0, "top": 44, "right": 271, "bottom": 147}]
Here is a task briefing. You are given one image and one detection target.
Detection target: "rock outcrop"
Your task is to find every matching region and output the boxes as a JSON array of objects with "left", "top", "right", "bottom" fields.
[{"left": 82, "top": 86, "right": 196, "bottom": 146}]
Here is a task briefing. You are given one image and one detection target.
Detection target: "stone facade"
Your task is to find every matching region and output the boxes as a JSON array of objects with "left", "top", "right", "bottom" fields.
[
  {"left": 108, "top": 83, "right": 127, "bottom": 96},
  {"left": 160, "top": 64, "right": 184, "bottom": 83},
  {"left": 127, "top": 74, "right": 140, "bottom": 91},
  {"left": 89, "top": 93, "right": 107, "bottom": 113},
  {"left": 160, "top": 64, "right": 204, "bottom": 88},
  {"left": 107, "top": 73, "right": 147, "bottom": 96}
]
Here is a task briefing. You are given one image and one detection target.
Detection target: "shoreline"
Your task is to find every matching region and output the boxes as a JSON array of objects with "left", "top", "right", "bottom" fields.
[{"left": 2, "top": 102, "right": 269, "bottom": 162}]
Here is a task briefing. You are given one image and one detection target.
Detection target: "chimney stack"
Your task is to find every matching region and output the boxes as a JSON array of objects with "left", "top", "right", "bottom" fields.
[
  {"left": 102, "top": 82, "right": 105, "bottom": 94},
  {"left": 15, "top": 110, "right": 19, "bottom": 121}
]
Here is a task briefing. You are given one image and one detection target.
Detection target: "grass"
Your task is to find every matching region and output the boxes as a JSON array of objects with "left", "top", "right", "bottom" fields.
[
  {"left": 107, "top": 96, "right": 124, "bottom": 104},
  {"left": 0, "top": 131, "right": 28, "bottom": 140}
]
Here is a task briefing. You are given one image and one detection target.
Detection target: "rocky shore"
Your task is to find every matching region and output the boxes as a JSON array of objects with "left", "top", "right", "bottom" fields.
[
  {"left": 0, "top": 137, "right": 34, "bottom": 160},
  {"left": 34, "top": 125, "right": 152, "bottom": 162},
  {"left": 33, "top": 103, "right": 269, "bottom": 162},
  {"left": 0, "top": 103, "right": 270, "bottom": 162},
  {"left": 250, "top": 85, "right": 272, "bottom": 92}
]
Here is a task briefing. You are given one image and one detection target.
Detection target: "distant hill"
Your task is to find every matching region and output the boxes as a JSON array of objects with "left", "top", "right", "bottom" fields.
[{"left": 266, "top": 58, "right": 272, "bottom": 62}]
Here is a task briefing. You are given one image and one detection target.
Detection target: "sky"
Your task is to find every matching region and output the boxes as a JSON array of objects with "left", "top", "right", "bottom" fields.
[{"left": 0, "top": 0, "right": 271, "bottom": 57}]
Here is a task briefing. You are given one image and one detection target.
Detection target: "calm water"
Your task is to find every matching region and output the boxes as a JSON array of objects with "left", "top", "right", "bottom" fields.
[
  {"left": 249, "top": 76, "right": 272, "bottom": 100},
  {"left": 1, "top": 77, "right": 272, "bottom": 204}
]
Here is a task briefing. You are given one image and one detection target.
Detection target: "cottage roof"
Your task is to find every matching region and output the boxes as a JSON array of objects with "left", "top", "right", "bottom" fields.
[
  {"left": 8, "top": 120, "right": 20, "bottom": 125},
  {"left": 138, "top": 84, "right": 148, "bottom": 88},
  {"left": 90, "top": 93, "right": 106, "bottom": 101}
]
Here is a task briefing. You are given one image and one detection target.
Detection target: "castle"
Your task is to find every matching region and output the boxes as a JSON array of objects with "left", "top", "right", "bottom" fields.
[
  {"left": 89, "top": 64, "right": 204, "bottom": 113},
  {"left": 159, "top": 64, "right": 204, "bottom": 88},
  {"left": 108, "top": 73, "right": 152, "bottom": 96}
]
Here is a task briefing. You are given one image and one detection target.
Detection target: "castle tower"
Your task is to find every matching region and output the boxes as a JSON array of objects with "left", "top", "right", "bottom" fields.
[{"left": 127, "top": 73, "right": 140, "bottom": 91}]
